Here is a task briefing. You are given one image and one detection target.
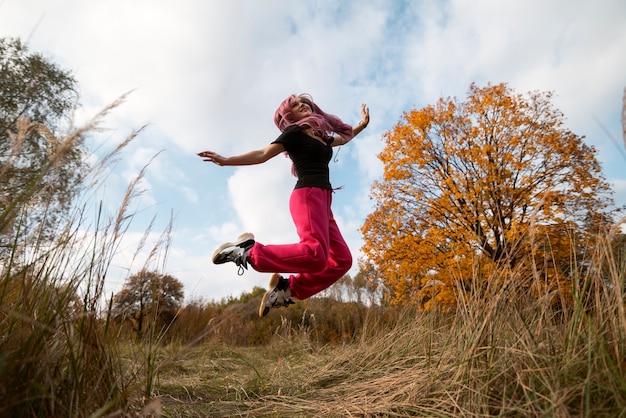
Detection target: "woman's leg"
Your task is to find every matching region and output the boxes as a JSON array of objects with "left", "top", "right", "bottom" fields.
[
  {"left": 288, "top": 208, "right": 352, "bottom": 300},
  {"left": 248, "top": 187, "right": 352, "bottom": 300},
  {"left": 248, "top": 187, "right": 330, "bottom": 274}
]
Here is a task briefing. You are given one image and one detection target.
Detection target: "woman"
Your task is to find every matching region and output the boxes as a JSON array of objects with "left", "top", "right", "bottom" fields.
[{"left": 198, "top": 94, "right": 369, "bottom": 317}]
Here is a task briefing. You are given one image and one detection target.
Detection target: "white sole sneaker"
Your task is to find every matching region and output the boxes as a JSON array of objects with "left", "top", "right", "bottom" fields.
[
  {"left": 212, "top": 232, "right": 255, "bottom": 265},
  {"left": 259, "top": 273, "right": 282, "bottom": 317},
  {"left": 259, "top": 273, "right": 294, "bottom": 317}
]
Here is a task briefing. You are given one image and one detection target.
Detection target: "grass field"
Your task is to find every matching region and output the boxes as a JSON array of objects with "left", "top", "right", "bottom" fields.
[
  {"left": 2, "top": 99, "right": 625, "bottom": 417},
  {"left": 141, "top": 272, "right": 626, "bottom": 418}
]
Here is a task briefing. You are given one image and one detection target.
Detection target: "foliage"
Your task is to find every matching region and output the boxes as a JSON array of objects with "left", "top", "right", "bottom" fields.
[
  {"left": 153, "top": 229, "right": 626, "bottom": 417},
  {"left": 112, "top": 270, "right": 184, "bottom": 340},
  {"left": 0, "top": 37, "right": 86, "bottom": 258},
  {"left": 361, "top": 82, "right": 615, "bottom": 309},
  {"left": 0, "top": 94, "right": 144, "bottom": 416},
  {"left": 164, "top": 293, "right": 376, "bottom": 347},
  {"left": 0, "top": 266, "right": 118, "bottom": 417},
  {"left": 316, "top": 273, "right": 382, "bottom": 305}
]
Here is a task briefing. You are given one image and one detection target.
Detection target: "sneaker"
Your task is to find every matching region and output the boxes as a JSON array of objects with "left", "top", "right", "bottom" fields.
[
  {"left": 212, "top": 232, "right": 255, "bottom": 275},
  {"left": 259, "top": 273, "right": 294, "bottom": 317}
]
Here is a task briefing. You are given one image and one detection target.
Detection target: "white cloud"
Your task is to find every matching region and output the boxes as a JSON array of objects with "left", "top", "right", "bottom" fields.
[{"left": 228, "top": 157, "right": 297, "bottom": 244}]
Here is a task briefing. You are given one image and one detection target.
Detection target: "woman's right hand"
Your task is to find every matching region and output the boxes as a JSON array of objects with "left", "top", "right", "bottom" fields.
[{"left": 198, "top": 151, "right": 227, "bottom": 166}]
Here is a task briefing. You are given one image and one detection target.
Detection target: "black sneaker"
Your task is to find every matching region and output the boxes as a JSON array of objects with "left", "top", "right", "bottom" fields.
[
  {"left": 212, "top": 233, "right": 255, "bottom": 275},
  {"left": 259, "top": 273, "right": 294, "bottom": 317}
]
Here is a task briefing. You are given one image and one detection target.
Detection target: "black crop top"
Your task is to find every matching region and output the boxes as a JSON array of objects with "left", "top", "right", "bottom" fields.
[{"left": 272, "top": 125, "right": 334, "bottom": 190}]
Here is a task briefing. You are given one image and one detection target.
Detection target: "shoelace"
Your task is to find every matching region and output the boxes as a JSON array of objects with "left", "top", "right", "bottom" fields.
[{"left": 227, "top": 247, "right": 249, "bottom": 276}]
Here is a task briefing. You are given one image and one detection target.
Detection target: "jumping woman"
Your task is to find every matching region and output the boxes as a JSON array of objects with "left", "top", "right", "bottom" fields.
[{"left": 198, "top": 94, "right": 369, "bottom": 317}]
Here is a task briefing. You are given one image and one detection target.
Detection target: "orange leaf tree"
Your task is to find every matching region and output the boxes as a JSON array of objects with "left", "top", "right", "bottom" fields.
[{"left": 361, "top": 83, "right": 614, "bottom": 310}]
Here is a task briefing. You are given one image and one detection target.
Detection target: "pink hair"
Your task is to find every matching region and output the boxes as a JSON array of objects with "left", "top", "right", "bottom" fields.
[{"left": 273, "top": 94, "right": 354, "bottom": 141}]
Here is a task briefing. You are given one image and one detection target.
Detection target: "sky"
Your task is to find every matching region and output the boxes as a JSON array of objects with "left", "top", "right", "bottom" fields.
[{"left": 1, "top": 0, "right": 625, "bottom": 304}]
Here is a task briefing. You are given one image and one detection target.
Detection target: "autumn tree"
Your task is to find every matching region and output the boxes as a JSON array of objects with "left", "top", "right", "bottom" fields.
[
  {"left": 361, "top": 83, "right": 614, "bottom": 310},
  {"left": 112, "top": 270, "right": 184, "bottom": 339},
  {"left": 0, "top": 37, "right": 85, "bottom": 257}
]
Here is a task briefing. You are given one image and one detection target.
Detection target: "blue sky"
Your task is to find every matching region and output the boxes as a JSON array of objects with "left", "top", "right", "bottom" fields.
[{"left": 1, "top": 0, "right": 625, "bottom": 303}]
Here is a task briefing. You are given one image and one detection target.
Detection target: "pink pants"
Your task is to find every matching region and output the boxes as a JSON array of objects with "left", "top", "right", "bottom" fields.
[{"left": 247, "top": 187, "right": 352, "bottom": 300}]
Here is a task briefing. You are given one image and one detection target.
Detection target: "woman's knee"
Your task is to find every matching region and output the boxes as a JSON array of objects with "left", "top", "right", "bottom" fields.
[
  {"left": 304, "top": 245, "right": 329, "bottom": 272},
  {"left": 336, "top": 251, "right": 353, "bottom": 275}
]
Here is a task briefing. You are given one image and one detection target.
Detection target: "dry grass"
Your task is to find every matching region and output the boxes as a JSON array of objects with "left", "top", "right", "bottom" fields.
[
  {"left": 151, "top": 248, "right": 626, "bottom": 417},
  {"left": 0, "top": 95, "right": 156, "bottom": 417}
]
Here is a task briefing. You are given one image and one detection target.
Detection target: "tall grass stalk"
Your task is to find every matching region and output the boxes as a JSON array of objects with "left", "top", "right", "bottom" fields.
[{"left": 0, "top": 96, "right": 168, "bottom": 417}]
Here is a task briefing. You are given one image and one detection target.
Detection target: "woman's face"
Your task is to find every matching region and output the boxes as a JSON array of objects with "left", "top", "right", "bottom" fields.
[{"left": 290, "top": 97, "right": 313, "bottom": 121}]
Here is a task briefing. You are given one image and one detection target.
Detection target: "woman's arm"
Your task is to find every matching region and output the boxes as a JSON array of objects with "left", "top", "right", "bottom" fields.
[
  {"left": 198, "top": 143, "right": 284, "bottom": 166},
  {"left": 331, "top": 103, "right": 370, "bottom": 147}
]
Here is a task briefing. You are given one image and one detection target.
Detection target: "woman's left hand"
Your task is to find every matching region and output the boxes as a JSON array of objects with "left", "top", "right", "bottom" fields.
[{"left": 360, "top": 103, "right": 370, "bottom": 127}]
